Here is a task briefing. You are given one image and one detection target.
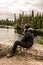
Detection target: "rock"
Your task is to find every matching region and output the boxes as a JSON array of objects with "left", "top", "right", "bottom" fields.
[
  {"left": 0, "top": 43, "right": 43, "bottom": 60},
  {"left": 25, "top": 43, "right": 43, "bottom": 60},
  {"left": 0, "top": 44, "right": 12, "bottom": 57}
]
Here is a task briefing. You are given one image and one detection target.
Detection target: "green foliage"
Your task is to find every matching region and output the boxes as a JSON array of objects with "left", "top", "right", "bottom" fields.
[
  {"left": 37, "top": 36, "right": 43, "bottom": 45},
  {"left": 14, "top": 10, "right": 43, "bottom": 29},
  {"left": 36, "top": 29, "right": 43, "bottom": 36},
  {"left": 14, "top": 23, "right": 24, "bottom": 34},
  {"left": 0, "top": 19, "right": 13, "bottom": 26}
]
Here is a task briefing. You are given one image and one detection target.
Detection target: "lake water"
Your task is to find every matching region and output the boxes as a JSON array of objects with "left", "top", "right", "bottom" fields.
[{"left": 0, "top": 28, "right": 21, "bottom": 45}]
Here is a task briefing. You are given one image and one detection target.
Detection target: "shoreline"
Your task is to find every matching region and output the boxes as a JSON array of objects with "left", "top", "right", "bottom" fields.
[
  {"left": 0, "top": 42, "right": 43, "bottom": 65},
  {"left": 0, "top": 42, "right": 43, "bottom": 60}
]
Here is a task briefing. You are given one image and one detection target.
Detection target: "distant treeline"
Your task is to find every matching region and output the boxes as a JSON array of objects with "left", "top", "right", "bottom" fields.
[
  {"left": 0, "top": 10, "right": 43, "bottom": 29},
  {"left": 0, "top": 19, "right": 13, "bottom": 26},
  {"left": 14, "top": 10, "right": 43, "bottom": 29}
]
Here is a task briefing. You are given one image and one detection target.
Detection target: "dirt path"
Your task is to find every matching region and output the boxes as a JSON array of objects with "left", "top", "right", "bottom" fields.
[
  {"left": 0, "top": 42, "right": 43, "bottom": 65},
  {"left": 0, "top": 54, "right": 43, "bottom": 65}
]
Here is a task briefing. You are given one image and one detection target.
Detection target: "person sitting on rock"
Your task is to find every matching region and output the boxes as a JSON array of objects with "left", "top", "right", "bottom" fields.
[{"left": 7, "top": 24, "right": 34, "bottom": 57}]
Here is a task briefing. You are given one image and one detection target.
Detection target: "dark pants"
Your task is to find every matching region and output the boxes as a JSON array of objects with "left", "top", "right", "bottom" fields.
[{"left": 11, "top": 41, "right": 33, "bottom": 54}]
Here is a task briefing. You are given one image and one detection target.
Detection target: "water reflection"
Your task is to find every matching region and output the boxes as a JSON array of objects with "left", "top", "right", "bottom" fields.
[{"left": 0, "top": 28, "right": 19, "bottom": 42}]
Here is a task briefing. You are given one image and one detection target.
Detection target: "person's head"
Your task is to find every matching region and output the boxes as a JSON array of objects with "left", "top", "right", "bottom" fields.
[
  {"left": 24, "top": 24, "right": 32, "bottom": 33},
  {"left": 24, "top": 24, "right": 30, "bottom": 29}
]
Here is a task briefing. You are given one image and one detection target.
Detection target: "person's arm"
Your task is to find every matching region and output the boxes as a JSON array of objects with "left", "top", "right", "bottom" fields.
[{"left": 21, "top": 32, "right": 29, "bottom": 41}]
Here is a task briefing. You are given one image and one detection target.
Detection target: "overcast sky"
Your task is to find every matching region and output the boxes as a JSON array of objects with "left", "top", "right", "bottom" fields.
[{"left": 0, "top": 0, "right": 43, "bottom": 20}]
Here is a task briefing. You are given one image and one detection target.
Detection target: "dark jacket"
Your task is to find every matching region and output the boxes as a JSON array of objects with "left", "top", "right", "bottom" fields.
[{"left": 21, "top": 31, "right": 34, "bottom": 45}]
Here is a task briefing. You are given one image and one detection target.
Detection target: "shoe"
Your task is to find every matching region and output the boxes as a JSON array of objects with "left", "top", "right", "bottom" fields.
[{"left": 7, "top": 53, "right": 14, "bottom": 58}]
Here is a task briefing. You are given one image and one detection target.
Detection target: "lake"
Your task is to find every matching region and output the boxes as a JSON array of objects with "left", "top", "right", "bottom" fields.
[{"left": 0, "top": 28, "right": 21, "bottom": 45}]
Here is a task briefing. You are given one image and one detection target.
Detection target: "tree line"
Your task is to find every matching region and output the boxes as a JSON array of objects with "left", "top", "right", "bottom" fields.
[
  {"left": 14, "top": 10, "right": 43, "bottom": 29},
  {"left": 0, "top": 10, "right": 43, "bottom": 29},
  {"left": 0, "top": 18, "right": 13, "bottom": 26}
]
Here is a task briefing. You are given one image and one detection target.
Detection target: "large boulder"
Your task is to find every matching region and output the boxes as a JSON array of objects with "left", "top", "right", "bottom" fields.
[
  {"left": 25, "top": 43, "right": 43, "bottom": 60},
  {"left": 0, "top": 43, "right": 43, "bottom": 60}
]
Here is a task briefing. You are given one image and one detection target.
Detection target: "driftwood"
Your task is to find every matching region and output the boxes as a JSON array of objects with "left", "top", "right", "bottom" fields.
[{"left": 0, "top": 43, "right": 43, "bottom": 60}]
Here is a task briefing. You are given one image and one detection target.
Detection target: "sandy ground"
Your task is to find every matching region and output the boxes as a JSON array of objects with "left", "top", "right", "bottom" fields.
[
  {"left": 0, "top": 41, "right": 43, "bottom": 65},
  {"left": 0, "top": 53, "right": 43, "bottom": 65}
]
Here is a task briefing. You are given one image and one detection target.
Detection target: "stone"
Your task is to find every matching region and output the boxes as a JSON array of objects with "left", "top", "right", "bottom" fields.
[{"left": 0, "top": 43, "right": 43, "bottom": 60}]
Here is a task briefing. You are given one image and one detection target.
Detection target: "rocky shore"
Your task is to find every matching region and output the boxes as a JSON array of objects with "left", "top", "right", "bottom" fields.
[
  {"left": 0, "top": 42, "right": 43, "bottom": 65},
  {"left": 0, "top": 41, "right": 43, "bottom": 60}
]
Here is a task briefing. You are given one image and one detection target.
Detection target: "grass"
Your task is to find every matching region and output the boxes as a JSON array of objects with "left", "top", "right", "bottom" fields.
[
  {"left": 36, "top": 29, "right": 43, "bottom": 32},
  {"left": 34, "top": 29, "right": 43, "bottom": 36},
  {"left": 37, "top": 36, "right": 43, "bottom": 45}
]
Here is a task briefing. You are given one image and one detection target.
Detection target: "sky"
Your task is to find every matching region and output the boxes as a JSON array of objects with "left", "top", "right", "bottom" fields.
[{"left": 0, "top": 0, "right": 43, "bottom": 20}]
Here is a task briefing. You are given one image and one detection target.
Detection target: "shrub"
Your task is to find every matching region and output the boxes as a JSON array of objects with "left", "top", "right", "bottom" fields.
[
  {"left": 37, "top": 36, "right": 43, "bottom": 45},
  {"left": 35, "top": 29, "right": 43, "bottom": 36}
]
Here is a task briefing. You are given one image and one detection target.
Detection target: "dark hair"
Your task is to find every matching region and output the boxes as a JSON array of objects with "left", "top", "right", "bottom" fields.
[
  {"left": 25, "top": 25, "right": 30, "bottom": 29},
  {"left": 24, "top": 24, "right": 31, "bottom": 29}
]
